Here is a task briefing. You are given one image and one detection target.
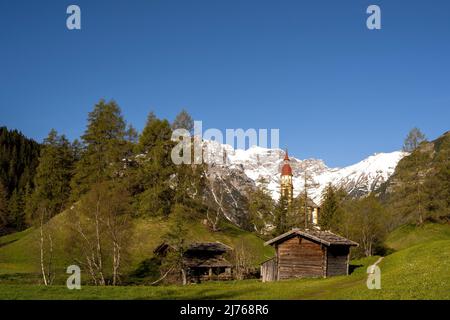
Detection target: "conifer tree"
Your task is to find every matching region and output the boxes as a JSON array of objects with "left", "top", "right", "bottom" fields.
[
  {"left": 392, "top": 145, "right": 429, "bottom": 225},
  {"left": 134, "top": 113, "right": 175, "bottom": 217},
  {"left": 247, "top": 178, "right": 275, "bottom": 237},
  {"left": 7, "top": 189, "right": 24, "bottom": 230},
  {"left": 290, "top": 193, "right": 307, "bottom": 229},
  {"left": 136, "top": 112, "right": 172, "bottom": 154},
  {"left": 319, "top": 184, "right": 346, "bottom": 230},
  {"left": 70, "top": 100, "right": 131, "bottom": 200},
  {"left": 0, "top": 182, "right": 9, "bottom": 233},
  {"left": 26, "top": 129, "right": 75, "bottom": 222},
  {"left": 171, "top": 109, "right": 206, "bottom": 211},
  {"left": 173, "top": 159, "right": 206, "bottom": 211},
  {"left": 274, "top": 194, "right": 289, "bottom": 235},
  {"left": 0, "top": 127, "right": 40, "bottom": 230}
]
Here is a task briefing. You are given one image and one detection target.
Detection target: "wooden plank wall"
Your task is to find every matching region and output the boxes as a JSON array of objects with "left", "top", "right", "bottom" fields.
[
  {"left": 326, "top": 246, "right": 350, "bottom": 277},
  {"left": 277, "top": 236, "right": 324, "bottom": 279},
  {"left": 261, "top": 258, "right": 277, "bottom": 282}
]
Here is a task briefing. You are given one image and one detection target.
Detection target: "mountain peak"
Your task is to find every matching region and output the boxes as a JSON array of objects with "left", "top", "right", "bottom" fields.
[{"left": 203, "top": 140, "right": 407, "bottom": 203}]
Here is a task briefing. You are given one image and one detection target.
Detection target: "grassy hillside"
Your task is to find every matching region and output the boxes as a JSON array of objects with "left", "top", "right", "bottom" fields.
[
  {"left": 379, "top": 131, "right": 450, "bottom": 224},
  {"left": 0, "top": 256, "right": 379, "bottom": 300},
  {"left": 0, "top": 212, "right": 273, "bottom": 284},
  {"left": 385, "top": 222, "right": 450, "bottom": 251},
  {"left": 1, "top": 239, "right": 449, "bottom": 300},
  {"left": 1, "top": 222, "right": 449, "bottom": 299}
]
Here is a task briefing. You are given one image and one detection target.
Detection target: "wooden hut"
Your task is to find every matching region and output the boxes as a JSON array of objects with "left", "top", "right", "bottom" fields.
[
  {"left": 261, "top": 229, "right": 358, "bottom": 282},
  {"left": 154, "top": 241, "right": 233, "bottom": 284}
]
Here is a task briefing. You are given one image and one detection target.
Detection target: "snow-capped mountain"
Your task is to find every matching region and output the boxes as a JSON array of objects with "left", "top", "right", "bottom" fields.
[{"left": 203, "top": 140, "right": 408, "bottom": 204}]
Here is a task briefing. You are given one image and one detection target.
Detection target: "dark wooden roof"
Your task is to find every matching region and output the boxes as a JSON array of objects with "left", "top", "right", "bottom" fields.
[
  {"left": 183, "top": 256, "right": 232, "bottom": 268},
  {"left": 185, "top": 242, "right": 232, "bottom": 253},
  {"left": 154, "top": 242, "right": 232, "bottom": 268},
  {"left": 154, "top": 241, "right": 232, "bottom": 255},
  {"left": 265, "top": 228, "right": 358, "bottom": 247}
]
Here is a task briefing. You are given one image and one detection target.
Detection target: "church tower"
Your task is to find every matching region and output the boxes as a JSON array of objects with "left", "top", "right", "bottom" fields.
[{"left": 280, "top": 150, "right": 294, "bottom": 205}]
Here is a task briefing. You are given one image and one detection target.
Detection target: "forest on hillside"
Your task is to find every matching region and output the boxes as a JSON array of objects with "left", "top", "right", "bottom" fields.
[
  {"left": 0, "top": 127, "right": 40, "bottom": 233},
  {"left": 1, "top": 100, "right": 449, "bottom": 286}
]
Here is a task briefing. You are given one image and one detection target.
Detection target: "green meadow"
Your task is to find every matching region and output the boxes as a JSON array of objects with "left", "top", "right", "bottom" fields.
[{"left": 1, "top": 222, "right": 450, "bottom": 300}]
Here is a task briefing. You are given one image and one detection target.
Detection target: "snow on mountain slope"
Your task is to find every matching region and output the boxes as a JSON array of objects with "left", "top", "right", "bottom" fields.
[{"left": 203, "top": 140, "right": 408, "bottom": 203}]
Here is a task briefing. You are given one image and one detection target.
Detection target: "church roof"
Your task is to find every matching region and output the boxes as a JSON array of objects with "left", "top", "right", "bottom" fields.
[
  {"left": 294, "top": 196, "right": 319, "bottom": 208},
  {"left": 281, "top": 149, "right": 293, "bottom": 176},
  {"left": 281, "top": 163, "right": 293, "bottom": 176}
]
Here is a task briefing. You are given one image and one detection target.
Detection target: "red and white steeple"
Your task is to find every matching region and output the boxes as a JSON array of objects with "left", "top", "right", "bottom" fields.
[{"left": 280, "top": 149, "right": 293, "bottom": 204}]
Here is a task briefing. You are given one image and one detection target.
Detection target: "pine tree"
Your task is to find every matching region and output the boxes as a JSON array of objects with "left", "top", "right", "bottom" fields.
[
  {"left": 0, "top": 127, "right": 40, "bottom": 193},
  {"left": 134, "top": 113, "right": 175, "bottom": 217},
  {"left": 7, "top": 189, "right": 24, "bottom": 230},
  {"left": 0, "top": 182, "right": 9, "bottom": 232},
  {"left": 247, "top": 178, "right": 275, "bottom": 237},
  {"left": 290, "top": 193, "right": 307, "bottom": 229},
  {"left": 136, "top": 113, "right": 172, "bottom": 154},
  {"left": 172, "top": 157, "right": 206, "bottom": 211},
  {"left": 0, "top": 127, "right": 40, "bottom": 231},
  {"left": 274, "top": 194, "right": 289, "bottom": 235},
  {"left": 70, "top": 100, "right": 131, "bottom": 200},
  {"left": 26, "top": 129, "right": 75, "bottom": 223},
  {"left": 319, "top": 184, "right": 346, "bottom": 230},
  {"left": 171, "top": 109, "right": 206, "bottom": 212},
  {"left": 392, "top": 146, "right": 430, "bottom": 225}
]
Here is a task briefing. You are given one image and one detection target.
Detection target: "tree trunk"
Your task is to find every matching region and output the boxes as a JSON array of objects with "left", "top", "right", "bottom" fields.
[
  {"left": 181, "top": 269, "right": 187, "bottom": 285},
  {"left": 47, "top": 233, "right": 54, "bottom": 285},
  {"left": 94, "top": 199, "right": 105, "bottom": 285},
  {"left": 39, "top": 213, "right": 48, "bottom": 286}
]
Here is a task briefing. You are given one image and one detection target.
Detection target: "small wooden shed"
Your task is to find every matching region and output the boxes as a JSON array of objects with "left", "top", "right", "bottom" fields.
[
  {"left": 154, "top": 241, "right": 233, "bottom": 284},
  {"left": 261, "top": 229, "right": 358, "bottom": 282},
  {"left": 183, "top": 242, "right": 233, "bottom": 283}
]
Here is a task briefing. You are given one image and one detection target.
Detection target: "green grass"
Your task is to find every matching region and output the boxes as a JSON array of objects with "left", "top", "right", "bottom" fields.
[
  {"left": 1, "top": 221, "right": 450, "bottom": 299},
  {"left": 0, "top": 257, "right": 378, "bottom": 300},
  {"left": 385, "top": 222, "right": 450, "bottom": 251},
  {"left": 0, "top": 228, "right": 39, "bottom": 275},
  {"left": 2, "top": 239, "right": 449, "bottom": 300},
  {"left": 0, "top": 212, "right": 273, "bottom": 282},
  {"left": 0, "top": 228, "right": 33, "bottom": 247}
]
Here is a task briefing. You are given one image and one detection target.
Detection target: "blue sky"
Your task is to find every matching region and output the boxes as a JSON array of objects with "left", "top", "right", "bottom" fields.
[{"left": 0, "top": 0, "right": 449, "bottom": 167}]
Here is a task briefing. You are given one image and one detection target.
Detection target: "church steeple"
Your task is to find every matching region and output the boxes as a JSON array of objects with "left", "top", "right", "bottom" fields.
[{"left": 280, "top": 149, "right": 293, "bottom": 204}]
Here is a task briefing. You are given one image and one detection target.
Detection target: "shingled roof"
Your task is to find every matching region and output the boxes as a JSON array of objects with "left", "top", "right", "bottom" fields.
[
  {"left": 185, "top": 242, "right": 233, "bottom": 253},
  {"left": 183, "top": 256, "right": 232, "bottom": 268},
  {"left": 265, "top": 228, "right": 358, "bottom": 247},
  {"left": 154, "top": 241, "right": 232, "bottom": 255}
]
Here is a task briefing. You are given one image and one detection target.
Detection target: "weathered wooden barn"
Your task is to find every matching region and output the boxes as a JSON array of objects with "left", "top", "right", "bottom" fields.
[
  {"left": 261, "top": 229, "right": 358, "bottom": 282},
  {"left": 154, "top": 241, "right": 233, "bottom": 284}
]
